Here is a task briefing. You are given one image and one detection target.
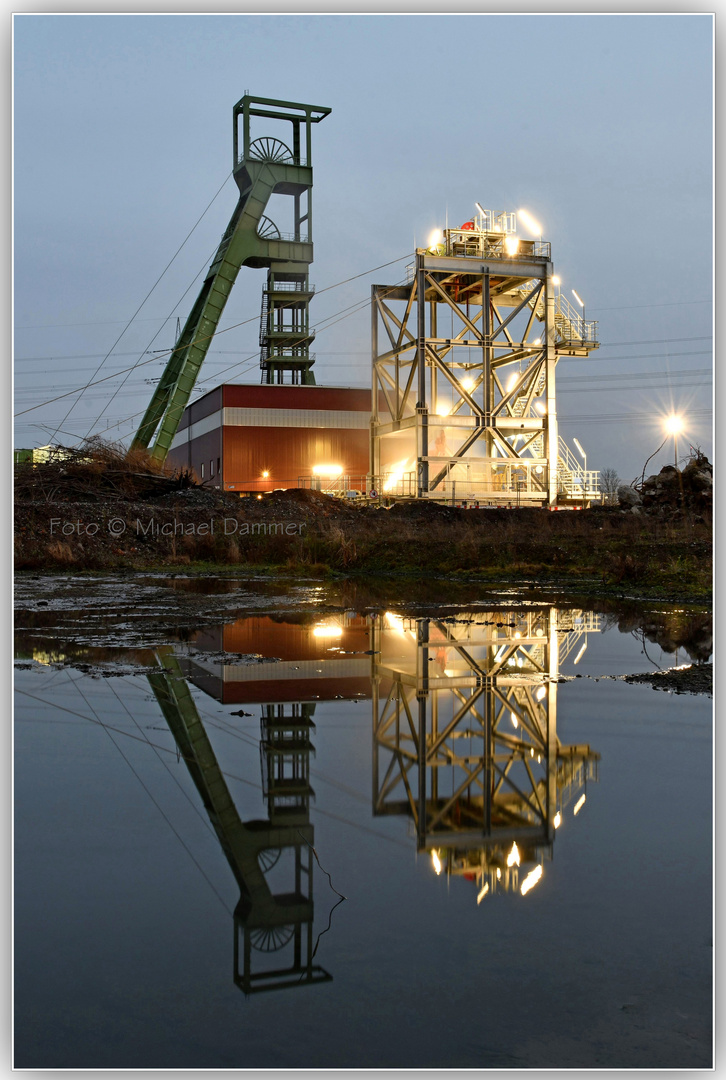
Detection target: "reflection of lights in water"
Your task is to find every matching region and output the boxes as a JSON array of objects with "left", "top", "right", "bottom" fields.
[
  {"left": 507, "top": 842, "right": 520, "bottom": 867},
  {"left": 573, "top": 794, "right": 586, "bottom": 815},
  {"left": 521, "top": 865, "right": 543, "bottom": 896},
  {"left": 313, "top": 624, "right": 343, "bottom": 638},
  {"left": 477, "top": 881, "right": 490, "bottom": 904},
  {"left": 432, "top": 851, "right": 442, "bottom": 875},
  {"left": 554, "top": 811, "right": 562, "bottom": 829},
  {"left": 573, "top": 641, "right": 587, "bottom": 665},
  {"left": 536, "top": 685, "right": 547, "bottom": 701}
]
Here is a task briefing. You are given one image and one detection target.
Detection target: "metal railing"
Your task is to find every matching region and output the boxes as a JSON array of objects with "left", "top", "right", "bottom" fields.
[
  {"left": 554, "top": 293, "right": 598, "bottom": 344},
  {"left": 237, "top": 153, "right": 310, "bottom": 168},
  {"left": 444, "top": 231, "right": 552, "bottom": 261},
  {"left": 291, "top": 467, "right": 601, "bottom": 504},
  {"left": 260, "top": 349, "right": 316, "bottom": 365},
  {"left": 556, "top": 469, "right": 600, "bottom": 498},
  {"left": 264, "top": 281, "right": 315, "bottom": 293},
  {"left": 297, "top": 475, "right": 368, "bottom": 496},
  {"left": 373, "top": 467, "right": 551, "bottom": 503},
  {"left": 257, "top": 231, "right": 310, "bottom": 244}
]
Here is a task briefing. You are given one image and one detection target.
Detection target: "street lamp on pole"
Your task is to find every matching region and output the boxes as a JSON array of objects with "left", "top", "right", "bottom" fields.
[
  {"left": 573, "top": 438, "right": 587, "bottom": 494},
  {"left": 664, "top": 415, "right": 684, "bottom": 467},
  {"left": 572, "top": 289, "right": 585, "bottom": 339}
]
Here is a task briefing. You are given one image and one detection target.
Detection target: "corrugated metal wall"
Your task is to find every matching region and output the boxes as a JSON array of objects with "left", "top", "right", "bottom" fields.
[{"left": 168, "top": 384, "right": 371, "bottom": 490}]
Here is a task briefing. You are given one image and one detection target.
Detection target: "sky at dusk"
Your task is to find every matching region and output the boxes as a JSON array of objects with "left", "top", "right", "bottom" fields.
[{"left": 13, "top": 13, "right": 713, "bottom": 481}]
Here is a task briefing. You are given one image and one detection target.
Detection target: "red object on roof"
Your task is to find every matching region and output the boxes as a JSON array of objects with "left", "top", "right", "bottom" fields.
[{"left": 461, "top": 220, "right": 475, "bottom": 231}]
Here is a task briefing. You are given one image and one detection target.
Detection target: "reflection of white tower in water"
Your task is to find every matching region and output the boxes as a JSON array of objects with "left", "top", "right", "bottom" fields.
[{"left": 370, "top": 607, "right": 601, "bottom": 900}]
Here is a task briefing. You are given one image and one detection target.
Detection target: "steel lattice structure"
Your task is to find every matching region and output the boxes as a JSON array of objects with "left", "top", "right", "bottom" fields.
[
  {"left": 370, "top": 210, "right": 600, "bottom": 506},
  {"left": 132, "top": 95, "right": 330, "bottom": 462},
  {"left": 371, "top": 608, "right": 600, "bottom": 900},
  {"left": 147, "top": 653, "right": 332, "bottom": 995}
]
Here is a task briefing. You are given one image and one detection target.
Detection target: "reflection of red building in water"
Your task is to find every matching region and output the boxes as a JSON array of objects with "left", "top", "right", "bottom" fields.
[
  {"left": 167, "top": 384, "right": 371, "bottom": 494},
  {"left": 181, "top": 615, "right": 372, "bottom": 703}
]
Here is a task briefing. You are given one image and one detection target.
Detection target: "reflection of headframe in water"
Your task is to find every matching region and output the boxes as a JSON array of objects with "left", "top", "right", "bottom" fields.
[
  {"left": 147, "top": 653, "right": 332, "bottom": 994},
  {"left": 371, "top": 608, "right": 601, "bottom": 900}
]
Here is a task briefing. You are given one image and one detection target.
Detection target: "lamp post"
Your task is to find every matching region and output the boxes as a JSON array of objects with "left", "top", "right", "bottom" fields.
[
  {"left": 664, "top": 415, "right": 684, "bottom": 467},
  {"left": 573, "top": 437, "right": 587, "bottom": 494},
  {"left": 572, "top": 289, "right": 585, "bottom": 339}
]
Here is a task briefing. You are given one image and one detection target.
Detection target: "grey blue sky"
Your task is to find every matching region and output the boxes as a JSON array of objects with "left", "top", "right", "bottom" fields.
[{"left": 14, "top": 13, "right": 713, "bottom": 480}]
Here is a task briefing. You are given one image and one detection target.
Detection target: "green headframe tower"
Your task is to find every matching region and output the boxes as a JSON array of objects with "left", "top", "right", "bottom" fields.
[{"left": 132, "top": 94, "right": 331, "bottom": 462}]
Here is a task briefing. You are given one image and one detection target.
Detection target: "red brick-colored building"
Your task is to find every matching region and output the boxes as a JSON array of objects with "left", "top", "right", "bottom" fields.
[{"left": 167, "top": 383, "right": 371, "bottom": 493}]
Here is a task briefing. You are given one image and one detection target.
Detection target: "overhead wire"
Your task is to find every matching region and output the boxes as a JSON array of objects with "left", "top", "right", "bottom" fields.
[
  {"left": 14, "top": 253, "right": 412, "bottom": 422},
  {"left": 67, "top": 676, "right": 233, "bottom": 915},
  {"left": 86, "top": 237, "right": 225, "bottom": 438},
  {"left": 16, "top": 682, "right": 411, "bottom": 850},
  {"left": 36, "top": 273, "right": 411, "bottom": 440},
  {"left": 48, "top": 170, "right": 235, "bottom": 445},
  {"left": 16, "top": 364, "right": 712, "bottom": 396}
]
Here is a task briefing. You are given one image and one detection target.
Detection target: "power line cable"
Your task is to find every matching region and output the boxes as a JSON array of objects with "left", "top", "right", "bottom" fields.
[
  {"left": 15, "top": 254, "right": 412, "bottom": 422},
  {"left": 87, "top": 238, "right": 223, "bottom": 437},
  {"left": 69, "top": 676, "right": 232, "bottom": 915},
  {"left": 48, "top": 171, "right": 233, "bottom": 444},
  {"left": 44, "top": 275, "right": 410, "bottom": 440}
]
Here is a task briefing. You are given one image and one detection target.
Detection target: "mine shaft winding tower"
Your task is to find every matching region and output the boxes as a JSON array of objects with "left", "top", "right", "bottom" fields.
[
  {"left": 132, "top": 95, "right": 330, "bottom": 463},
  {"left": 370, "top": 209, "right": 600, "bottom": 506}
]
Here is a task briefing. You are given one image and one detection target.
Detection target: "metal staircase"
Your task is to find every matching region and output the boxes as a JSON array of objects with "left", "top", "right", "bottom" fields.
[
  {"left": 514, "top": 280, "right": 598, "bottom": 347},
  {"left": 259, "top": 272, "right": 317, "bottom": 384}
]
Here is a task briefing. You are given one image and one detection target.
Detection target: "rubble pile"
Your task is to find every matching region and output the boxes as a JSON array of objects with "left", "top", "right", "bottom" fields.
[
  {"left": 14, "top": 439, "right": 197, "bottom": 504},
  {"left": 617, "top": 453, "right": 712, "bottom": 521}
]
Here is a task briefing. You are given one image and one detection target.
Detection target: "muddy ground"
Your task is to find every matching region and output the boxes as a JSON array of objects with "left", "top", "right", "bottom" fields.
[
  {"left": 15, "top": 488, "right": 712, "bottom": 603},
  {"left": 14, "top": 571, "right": 713, "bottom": 695}
]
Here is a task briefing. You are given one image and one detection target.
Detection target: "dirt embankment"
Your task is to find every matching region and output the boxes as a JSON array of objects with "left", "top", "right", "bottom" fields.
[
  {"left": 624, "top": 664, "right": 712, "bottom": 696},
  {"left": 14, "top": 446, "right": 712, "bottom": 601}
]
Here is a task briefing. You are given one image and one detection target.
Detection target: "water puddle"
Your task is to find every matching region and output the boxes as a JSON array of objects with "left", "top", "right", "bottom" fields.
[{"left": 14, "top": 586, "right": 712, "bottom": 1069}]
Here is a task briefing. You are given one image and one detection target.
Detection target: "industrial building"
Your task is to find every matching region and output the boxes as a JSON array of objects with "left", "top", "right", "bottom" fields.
[
  {"left": 14, "top": 96, "right": 605, "bottom": 506},
  {"left": 127, "top": 95, "right": 602, "bottom": 506},
  {"left": 167, "top": 382, "right": 370, "bottom": 494},
  {"left": 371, "top": 210, "right": 600, "bottom": 506}
]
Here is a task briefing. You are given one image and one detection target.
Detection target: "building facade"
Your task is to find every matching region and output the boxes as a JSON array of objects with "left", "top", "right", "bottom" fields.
[{"left": 167, "top": 383, "right": 371, "bottom": 493}]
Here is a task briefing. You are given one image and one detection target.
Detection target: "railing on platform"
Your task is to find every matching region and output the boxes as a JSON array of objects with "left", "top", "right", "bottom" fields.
[
  {"left": 556, "top": 469, "right": 600, "bottom": 499},
  {"left": 293, "top": 465, "right": 599, "bottom": 504},
  {"left": 264, "top": 281, "right": 316, "bottom": 293}
]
